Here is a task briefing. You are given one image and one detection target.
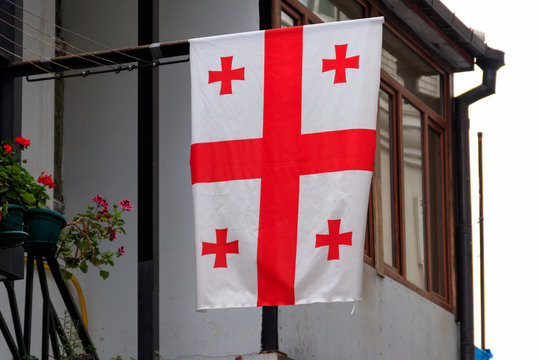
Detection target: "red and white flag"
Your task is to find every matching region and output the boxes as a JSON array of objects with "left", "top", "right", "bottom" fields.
[{"left": 190, "top": 18, "right": 383, "bottom": 310}]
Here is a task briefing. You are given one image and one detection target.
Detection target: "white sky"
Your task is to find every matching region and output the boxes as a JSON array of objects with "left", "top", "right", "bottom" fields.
[{"left": 443, "top": 1, "right": 540, "bottom": 358}]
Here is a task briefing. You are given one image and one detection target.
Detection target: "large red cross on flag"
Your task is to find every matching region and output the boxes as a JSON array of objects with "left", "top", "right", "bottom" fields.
[{"left": 190, "top": 18, "right": 383, "bottom": 309}]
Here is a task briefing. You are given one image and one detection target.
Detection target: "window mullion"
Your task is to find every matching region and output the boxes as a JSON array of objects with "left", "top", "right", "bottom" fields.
[
  {"left": 423, "top": 113, "right": 432, "bottom": 293},
  {"left": 395, "top": 92, "right": 405, "bottom": 276}
]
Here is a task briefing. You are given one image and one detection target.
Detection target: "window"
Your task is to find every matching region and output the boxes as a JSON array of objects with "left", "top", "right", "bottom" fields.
[
  {"left": 298, "top": 0, "right": 352, "bottom": 22},
  {"left": 275, "top": 0, "right": 452, "bottom": 308},
  {"left": 377, "top": 27, "right": 450, "bottom": 305},
  {"left": 278, "top": 0, "right": 366, "bottom": 27}
]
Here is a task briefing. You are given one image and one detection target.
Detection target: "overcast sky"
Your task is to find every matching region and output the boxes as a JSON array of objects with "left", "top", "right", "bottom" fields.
[{"left": 443, "top": 1, "right": 540, "bottom": 358}]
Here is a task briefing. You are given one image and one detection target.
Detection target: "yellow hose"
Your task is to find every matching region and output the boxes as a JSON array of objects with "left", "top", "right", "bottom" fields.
[{"left": 24, "top": 257, "right": 88, "bottom": 327}]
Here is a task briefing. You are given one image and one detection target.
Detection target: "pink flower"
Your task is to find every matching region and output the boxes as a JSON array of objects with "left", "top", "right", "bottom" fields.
[
  {"left": 37, "top": 172, "right": 55, "bottom": 188},
  {"left": 91, "top": 194, "right": 109, "bottom": 209},
  {"left": 117, "top": 246, "right": 125, "bottom": 256},
  {"left": 119, "top": 199, "right": 133, "bottom": 211},
  {"left": 3, "top": 144, "right": 12, "bottom": 153},
  {"left": 15, "top": 137, "right": 30, "bottom": 149}
]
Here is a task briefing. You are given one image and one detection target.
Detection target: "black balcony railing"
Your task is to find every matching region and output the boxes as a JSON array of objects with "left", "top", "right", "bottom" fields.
[{"left": 0, "top": 245, "right": 99, "bottom": 360}]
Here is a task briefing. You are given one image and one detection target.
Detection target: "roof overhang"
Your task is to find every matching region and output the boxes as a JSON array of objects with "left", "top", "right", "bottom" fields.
[{"left": 381, "top": 0, "right": 494, "bottom": 72}]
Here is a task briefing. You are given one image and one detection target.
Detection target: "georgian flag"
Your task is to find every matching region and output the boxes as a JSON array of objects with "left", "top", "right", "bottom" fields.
[{"left": 190, "top": 17, "right": 383, "bottom": 310}]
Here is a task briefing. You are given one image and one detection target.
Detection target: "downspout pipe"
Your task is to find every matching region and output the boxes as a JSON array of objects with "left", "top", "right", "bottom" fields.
[{"left": 453, "top": 47, "right": 504, "bottom": 360}]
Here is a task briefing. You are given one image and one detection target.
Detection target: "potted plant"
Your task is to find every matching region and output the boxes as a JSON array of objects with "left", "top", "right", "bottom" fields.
[
  {"left": 57, "top": 195, "right": 132, "bottom": 280},
  {"left": 0, "top": 137, "right": 54, "bottom": 248}
]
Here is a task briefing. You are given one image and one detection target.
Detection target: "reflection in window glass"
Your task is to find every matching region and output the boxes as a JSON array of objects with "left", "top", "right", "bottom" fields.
[
  {"left": 428, "top": 127, "right": 444, "bottom": 296},
  {"left": 281, "top": 11, "right": 296, "bottom": 28},
  {"left": 382, "top": 29, "right": 443, "bottom": 115},
  {"left": 402, "top": 98, "right": 426, "bottom": 290},
  {"left": 299, "top": 0, "right": 355, "bottom": 22},
  {"left": 378, "top": 90, "right": 396, "bottom": 267}
]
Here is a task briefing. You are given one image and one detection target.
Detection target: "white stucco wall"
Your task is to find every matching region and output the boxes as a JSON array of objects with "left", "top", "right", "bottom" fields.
[
  {"left": 21, "top": 0, "right": 55, "bottom": 208},
  {"left": 0, "top": 0, "right": 70, "bottom": 357},
  {"left": 60, "top": 1, "right": 262, "bottom": 359},
  {"left": 158, "top": 1, "right": 262, "bottom": 359},
  {"left": 279, "top": 265, "right": 458, "bottom": 360},
  {"left": 61, "top": 0, "right": 138, "bottom": 358}
]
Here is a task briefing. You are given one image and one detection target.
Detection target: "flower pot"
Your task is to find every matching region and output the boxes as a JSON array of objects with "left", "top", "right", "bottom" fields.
[
  {"left": 0, "top": 204, "right": 28, "bottom": 248},
  {"left": 24, "top": 208, "right": 66, "bottom": 252}
]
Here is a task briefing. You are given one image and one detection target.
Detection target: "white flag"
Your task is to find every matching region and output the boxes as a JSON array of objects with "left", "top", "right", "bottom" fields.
[{"left": 190, "top": 17, "right": 383, "bottom": 309}]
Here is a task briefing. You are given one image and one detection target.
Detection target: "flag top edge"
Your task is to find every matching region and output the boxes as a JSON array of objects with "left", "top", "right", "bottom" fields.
[{"left": 188, "top": 16, "right": 384, "bottom": 44}]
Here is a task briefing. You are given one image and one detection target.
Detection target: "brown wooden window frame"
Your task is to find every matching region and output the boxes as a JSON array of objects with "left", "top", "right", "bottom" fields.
[
  {"left": 377, "top": 18, "right": 454, "bottom": 310},
  {"left": 379, "top": 70, "right": 452, "bottom": 310}
]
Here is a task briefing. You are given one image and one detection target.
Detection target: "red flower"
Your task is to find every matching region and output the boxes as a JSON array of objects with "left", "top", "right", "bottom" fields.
[
  {"left": 3, "top": 144, "right": 12, "bottom": 153},
  {"left": 117, "top": 246, "right": 125, "bottom": 256},
  {"left": 15, "top": 137, "right": 30, "bottom": 149},
  {"left": 92, "top": 194, "right": 104, "bottom": 203},
  {"left": 119, "top": 199, "right": 133, "bottom": 211},
  {"left": 37, "top": 172, "right": 55, "bottom": 188},
  {"left": 91, "top": 194, "right": 109, "bottom": 209}
]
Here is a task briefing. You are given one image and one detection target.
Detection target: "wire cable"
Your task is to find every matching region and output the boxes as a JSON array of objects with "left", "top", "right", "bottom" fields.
[
  {"left": 4, "top": 0, "right": 153, "bottom": 65},
  {"left": 0, "top": 16, "right": 115, "bottom": 70},
  {"left": 0, "top": 44, "right": 53, "bottom": 74},
  {"left": 0, "top": 7, "right": 118, "bottom": 68},
  {"left": 0, "top": 32, "right": 74, "bottom": 71}
]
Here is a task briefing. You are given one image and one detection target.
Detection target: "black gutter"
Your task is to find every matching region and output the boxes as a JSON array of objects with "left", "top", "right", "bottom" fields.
[{"left": 453, "top": 46, "right": 504, "bottom": 360}]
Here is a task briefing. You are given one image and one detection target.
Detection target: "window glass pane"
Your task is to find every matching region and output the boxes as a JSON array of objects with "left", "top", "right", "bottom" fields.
[
  {"left": 402, "top": 98, "right": 426, "bottom": 290},
  {"left": 428, "top": 126, "right": 444, "bottom": 296},
  {"left": 281, "top": 11, "right": 296, "bottom": 28},
  {"left": 305, "top": 0, "right": 337, "bottom": 22},
  {"left": 364, "top": 192, "right": 373, "bottom": 257},
  {"left": 378, "top": 90, "right": 395, "bottom": 267},
  {"left": 382, "top": 29, "right": 443, "bottom": 116},
  {"left": 318, "top": 0, "right": 336, "bottom": 18},
  {"left": 337, "top": 10, "right": 350, "bottom": 21},
  {"left": 300, "top": 0, "right": 364, "bottom": 22}
]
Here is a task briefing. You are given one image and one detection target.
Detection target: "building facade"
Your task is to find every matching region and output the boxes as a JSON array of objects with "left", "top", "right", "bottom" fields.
[{"left": 0, "top": 1, "right": 503, "bottom": 359}]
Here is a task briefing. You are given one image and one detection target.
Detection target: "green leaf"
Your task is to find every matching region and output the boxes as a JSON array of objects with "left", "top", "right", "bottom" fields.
[
  {"left": 61, "top": 269, "right": 73, "bottom": 281},
  {"left": 79, "top": 260, "right": 88, "bottom": 273},
  {"left": 79, "top": 240, "right": 87, "bottom": 253},
  {"left": 99, "top": 270, "right": 109, "bottom": 280}
]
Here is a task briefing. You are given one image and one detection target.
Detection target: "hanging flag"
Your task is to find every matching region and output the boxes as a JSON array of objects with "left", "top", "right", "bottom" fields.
[{"left": 190, "top": 17, "right": 383, "bottom": 310}]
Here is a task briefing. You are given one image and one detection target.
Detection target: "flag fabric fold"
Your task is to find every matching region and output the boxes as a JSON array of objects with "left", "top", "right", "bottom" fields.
[{"left": 190, "top": 17, "right": 383, "bottom": 310}]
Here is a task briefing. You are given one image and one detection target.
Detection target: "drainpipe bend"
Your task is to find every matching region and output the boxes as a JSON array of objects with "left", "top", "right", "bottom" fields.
[{"left": 453, "top": 47, "right": 504, "bottom": 360}]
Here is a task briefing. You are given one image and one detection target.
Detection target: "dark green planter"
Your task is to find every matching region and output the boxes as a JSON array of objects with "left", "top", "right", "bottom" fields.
[
  {"left": 0, "top": 204, "right": 28, "bottom": 248},
  {"left": 24, "top": 208, "right": 66, "bottom": 250}
]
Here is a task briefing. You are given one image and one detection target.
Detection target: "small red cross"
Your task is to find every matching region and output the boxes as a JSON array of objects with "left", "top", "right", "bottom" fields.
[
  {"left": 208, "top": 56, "right": 245, "bottom": 95},
  {"left": 322, "top": 44, "right": 359, "bottom": 84},
  {"left": 316, "top": 219, "right": 352, "bottom": 261},
  {"left": 202, "top": 228, "right": 239, "bottom": 268}
]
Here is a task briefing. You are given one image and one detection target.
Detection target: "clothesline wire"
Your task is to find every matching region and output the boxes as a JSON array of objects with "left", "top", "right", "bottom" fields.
[
  {"left": 0, "top": 44, "right": 52, "bottom": 74},
  {"left": 0, "top": 32, "right": 74, "bottom": 71},
  {"left": 0, "top": 7, "right": 119, "bottom": 69},
  {"left": 0, "top": 16, "right": 116, "bottom": 70},
  {"left": 4, "top": 0, "right": 153, "bottom": 65}
]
